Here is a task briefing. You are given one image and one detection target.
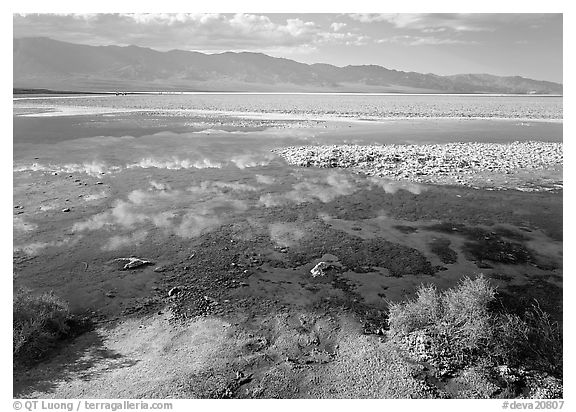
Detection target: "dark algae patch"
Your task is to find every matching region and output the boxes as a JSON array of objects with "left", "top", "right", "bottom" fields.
[
  {"left": 158, "top": 226, "right": 273, "bottom": 321},
  {"left": 424, "top": 222, "right": 534, "bottom": 266},
  {"left": 393, "top": 225, "right": 419, "bottom": 234},
  {"left": 492, "top": 226, "right": 531, "bottom": 242},
  {"left": 359, "top": 185, "right": 562, "bottom": 241},
  {"left": 462, "top": 238, "right": 532, "bottom": 265},
  {"left": 287, "top": 183, "right": 562, "bottom": 241},
  {"left": 495, "top": 278, "right": 563, "bottom": 323},
  {"left": 428, "top": 237, "right": 458, "bottom": 264},
  {"left": 285, "top": 223, "right": 436, "bottom": 277}
]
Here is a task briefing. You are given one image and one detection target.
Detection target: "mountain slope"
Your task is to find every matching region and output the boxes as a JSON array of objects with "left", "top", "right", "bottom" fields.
[{"left": 13, "top": 37, "right": 563, "bottom": 94}]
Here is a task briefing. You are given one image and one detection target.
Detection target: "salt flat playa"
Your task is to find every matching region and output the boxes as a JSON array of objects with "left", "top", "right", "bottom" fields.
[
  {"left": 274, "top": 141, "right": 562, "bottom": 191},
  {"left": 13, "top": 93, "right": 563, "bottom": 398}
]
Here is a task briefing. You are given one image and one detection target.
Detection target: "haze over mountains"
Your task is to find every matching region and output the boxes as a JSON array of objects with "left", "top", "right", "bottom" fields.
[{"left": 13, "top": 37, "right": 563, "bottom": 94}]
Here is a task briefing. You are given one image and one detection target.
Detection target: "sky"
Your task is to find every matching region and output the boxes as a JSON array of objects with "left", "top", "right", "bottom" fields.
[{"left": 13, "top": 13, "right": 563, "bottom": 83}]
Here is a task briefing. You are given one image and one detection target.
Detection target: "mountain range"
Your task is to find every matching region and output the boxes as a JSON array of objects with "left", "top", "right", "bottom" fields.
[{"left": 13, "top": 37, "right": 563, "bottom": 94}]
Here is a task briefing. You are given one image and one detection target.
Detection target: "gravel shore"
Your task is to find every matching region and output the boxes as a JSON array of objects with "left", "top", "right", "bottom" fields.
[{"left": 273, "top": 141, "right": 563, "bottom": 190}]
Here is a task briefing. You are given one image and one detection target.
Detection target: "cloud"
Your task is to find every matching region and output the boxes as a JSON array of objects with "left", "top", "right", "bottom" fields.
[
  {"left": 174, "top": 214, "right": 223, "bottom": 239},
  {"left": 259, "top": 170, "right": 424, "bottom": 208},
  {"left": 102, "top": 230, "right": 148, "bottom": 251},
  {"left": 330, "top": 22, "right": 347, "bottom": 32},
  {"left": 255, "top": 174, "right": 276, "bottom": 185},
  {"left": 230, "top": 154, "right": 275, "bottom": 169},
  {"left": 186, "top": 181, "right": 258, "bottom": 196},
  {"left": 14, "top": 237, "right": 80, "bottom": 256},
  {"left": 350, "top": 13, "right": 492, "bottom": 32},
  {"left": 120, "top": 13, "right": 218, "bottom": 25},
  {"left": 350, "top": 13, "right": 558, "bottom": 34},
  {"left": 367, "top": 176, "right": 426, "bottom": 195},
  {"left": 210, "top": 181, "right": 258, "bottom": 192},
  {"left": 15, "top": 153, "right": 276, "bottom": 178},
  {"left": 173, "top": 196, "right": 249, "bottom": 238},
  {"left": 259, "top": 172, "right": 357, "bottom": 207},
  {"left": 14, "top": 216, "right": 37, "bottom": 232},
  {"left": 128, "top": 155, "right": 273, "bottom": 170},
  {"left": 190, "top": 128, "right": 247, "bottom": 135},
  {"left": 319, "top": 31, "right": 371, "bottom": 46},
  {"left": 377, "top": 35, "right": 477, "bottom": 46},
  {"left": 15, "top": 155, "right": 259, "bottom": 176},
  {"left": 186, "top": 182, "right": 218, "bottom": 196},
  {"left": 72, "top": 182, "right": 250, "bottom": 242},
  {"left": 127, "top": 157, "right": 223, "bottom": 170},
  {"left": 84, "top": 191, "right": 109, "bottom": 202},
  {"left": 269, "top": 222, "right": 306, "bottom": 247},
  {"left": 39, "top": 204, "right": 57, "bottom": 211},
  {"left": 13, "top": 161, "right": 119, "bottom": 177},
  {"left": 304, "top": 172, "right": 357, "bottom": 202},
  {"left": 73, "top": 189, "right": 178, "bottom": 232},
  {"left": 113, "top": 190, "right": 179, "bottom": 229},
  {"left": 14, "top": 13, "right": 370, "bottom": 53},
  {"left": 72, "top": 211, "right": 116, "bottom": 232},
  {"left": 149, "top": 181, "right": 172, "bottom": 191},
  {"left": 259, "top": 193, "right": 284, "bottom": 208}
]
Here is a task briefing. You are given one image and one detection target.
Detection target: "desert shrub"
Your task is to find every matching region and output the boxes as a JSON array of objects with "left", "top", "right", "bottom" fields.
[
  {"left": 388, "top": 276, "right": 496, "bottom": 369},
  {"left": 388, "top": 284, "right": 442, "bottom": 336},
  {"left": 13, "top": 287, "right": 74, "bottom": 366},
  {"left": 388, "top": 275, "right": 562, "bottom": 381},
  {"left": 389, "top": 275, "right": 496, "bottom": 356},
  {"left": 493, "top": 302, "right": 562, "bottom": 376},
  {"left": 440, "top": 276, "right": 496, "bottom": 355}
]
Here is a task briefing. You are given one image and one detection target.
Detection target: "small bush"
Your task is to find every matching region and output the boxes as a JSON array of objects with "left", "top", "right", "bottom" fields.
[
  {"left": 389, "top": 275, "right": 496, "bottom": 364},
  {"left": 441, "top": 276, "right": 495, "bottom": 356},
  {"left": 13, "top": 288, "right": 74, "bottom": 366},
  {"left": 494, "top": 302, "right": 562, "bottom": 376},
  {"left": 388, "top": 284, "right": 442, "bottom": 336},
  {"left": 388, "top": 275, "right": 562, "bottom": 380}
]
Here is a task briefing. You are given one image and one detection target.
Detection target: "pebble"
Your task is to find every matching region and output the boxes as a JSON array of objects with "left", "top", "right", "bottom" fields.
[
  {"left": 62, "top": 208, "right": 71, "bottom": 212},
  {"left": 311, "top": 261, "right": 333, "bottom": 277},
  {"left": 113, "top": 257, "right": 153, "bottom": 270}
]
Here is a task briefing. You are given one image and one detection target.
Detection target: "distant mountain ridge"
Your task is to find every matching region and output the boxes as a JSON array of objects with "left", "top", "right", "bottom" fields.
[{"left": 13, "top": 37, "right": 563, "bottom": 94}]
